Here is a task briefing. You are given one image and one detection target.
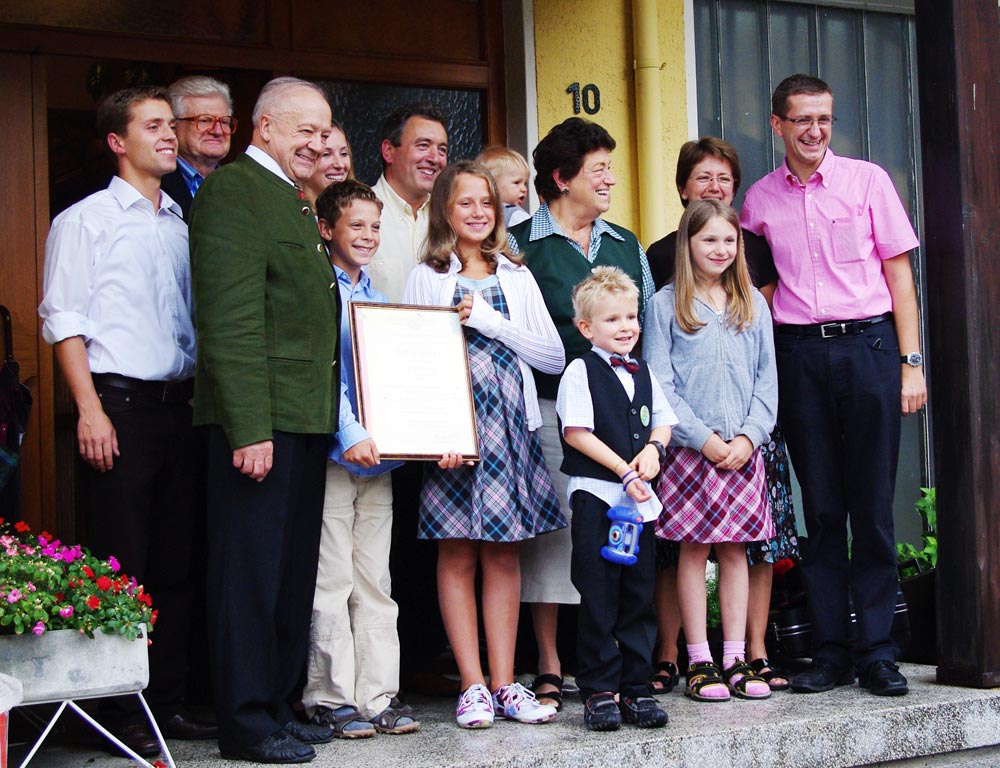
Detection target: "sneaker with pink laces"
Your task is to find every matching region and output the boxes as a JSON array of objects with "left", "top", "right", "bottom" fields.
[
  {"left": 492, "top": 682, "right": 558, "bottom": 724},
  {"left": 456, "top": 683, "right": 495, "bottom": 729}
]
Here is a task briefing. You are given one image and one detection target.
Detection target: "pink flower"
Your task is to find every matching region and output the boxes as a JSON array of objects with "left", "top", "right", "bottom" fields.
[
  {"left": 32, "top": 622, "right": 45, "bottom": 636},
  {"left": 6, "top": 589, "right": 21, "bottom": 603},
  {"left": 108, "top": 556, "right": 121, "bottom": 572},
  {"left": 59, "top": 605, "right": 74, "bottom": 618},
  {"left": 26, "top": 582, "right": 36, "bottom": 592}
]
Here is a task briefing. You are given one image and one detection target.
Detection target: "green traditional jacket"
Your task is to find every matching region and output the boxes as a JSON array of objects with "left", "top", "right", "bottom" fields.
[{"left": 189, "top": 153, "right": 340, "bottom": 450}]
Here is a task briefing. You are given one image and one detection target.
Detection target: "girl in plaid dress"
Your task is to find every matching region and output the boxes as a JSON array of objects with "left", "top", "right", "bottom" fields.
[
  {"left": 402, "top": 161, "right": 567, "bottom": 729},
  {"left": 643, "top": 199, "right": 778, "bottom": 702}
]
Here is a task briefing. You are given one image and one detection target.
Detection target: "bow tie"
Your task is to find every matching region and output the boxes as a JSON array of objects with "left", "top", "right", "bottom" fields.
[{"left": 610, "top": 355, "right": 640, "bottom": 373}]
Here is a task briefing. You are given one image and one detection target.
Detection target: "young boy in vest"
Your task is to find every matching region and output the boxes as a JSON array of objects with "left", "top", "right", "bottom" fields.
[{"left": 556, "top": 266, "right": 677, "bottom": 731}]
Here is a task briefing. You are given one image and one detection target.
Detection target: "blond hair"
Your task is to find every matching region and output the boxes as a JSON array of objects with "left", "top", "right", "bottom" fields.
[
  {"left": 673, "top": 199, "right": 755, "bottom": 334},
  {"left": 423, "top": 161, "right": 518, "bottom": 273},
  {"left": 476, "top": 146, "right": 530, "bottom": 180},
  {"left": 571, "top": 266, "right": 639, "bottom": 324}
]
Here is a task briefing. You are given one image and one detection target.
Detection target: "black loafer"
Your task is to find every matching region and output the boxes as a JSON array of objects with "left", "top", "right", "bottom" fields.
[
  {"left": 161, "top": 713, "right": 219, "bottom": 740},
  {"left": 220, "top": 730, "right": 316, "bottom": 764},
  {"left": 283, "top": 719, "right": 334, "bottom": 745},
  {"left": 618, "top": 694, "right": 668, "bottom": 728},
  {"left": 105, "top": 723, "right": 160, "bottom": 758},
  {"left": 584, "top": 692, "right": 622, "bottom": 732},
  {"left": 860, "top": 660, "right": 908, "bottom": 696},
  {"left": 789, "top": 660, "right": 855, "bottom": 693}
]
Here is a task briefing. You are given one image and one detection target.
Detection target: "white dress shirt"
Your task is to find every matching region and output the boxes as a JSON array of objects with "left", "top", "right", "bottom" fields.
[
  {"left": 557, "top": 346, "right": 677, "bottom": 522},
  {"left": 369, "top": 174, "right": 430, "bottom": 303},
  {"left": 38, "top": 176, "right": 196, "bottom": 381}
]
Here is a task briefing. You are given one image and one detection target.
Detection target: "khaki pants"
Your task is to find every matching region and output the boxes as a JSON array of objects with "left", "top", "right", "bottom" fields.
[{"left": 303, "top": 463, "right": 399, "bottom": 717}]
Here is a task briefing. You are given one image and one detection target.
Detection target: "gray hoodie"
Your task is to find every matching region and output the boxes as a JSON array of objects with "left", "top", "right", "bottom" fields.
[{"left": 642, "top": 284, "right": 777, "bottom": 451}]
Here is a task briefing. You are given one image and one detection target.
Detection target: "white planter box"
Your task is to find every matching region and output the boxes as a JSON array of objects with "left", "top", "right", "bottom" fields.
[{"left": 0, "top": 626, "right": 148, "bottom": 705}]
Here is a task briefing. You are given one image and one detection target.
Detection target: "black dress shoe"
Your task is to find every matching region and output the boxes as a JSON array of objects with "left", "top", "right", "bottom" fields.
[
  {"left": 161, "top": 713, "right": 219, "bottom": 740},
  {"left": 790, "top": 660, "right": 855, "bottom": 693},
  {"left": 107, "top": 723, "right": 160, "bottom": 758},
  {"left": 220, "top": 730, "right": 315, "bottom": 764},
  {"left": 283, "top": 719, "right": 334, "bottom": 745},
  {"left": 860, "top": 660, "right": 909, "bottom": 696}
]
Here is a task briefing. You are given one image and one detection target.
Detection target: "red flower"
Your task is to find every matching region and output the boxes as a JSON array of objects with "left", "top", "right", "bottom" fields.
[
  {"left": 86, "top": 595, "right": 100, "bottom": 610},
  {"left": 82, "top": 565, "right": 95, "bottom": 579},
  {"left": 139, "top": 592, "right": 153, "bottom": 607},
  {"left": 149, "top": 609, "right": 158, "bottom": 626},
  {"left": 96, "top": 575, "right": 113, "bottom": 591},
  {"left": 14, "top": 521, "right": 29, "bottom": 533},
  {"left": 55, "top": 592, "right": 64, "bottom": 602}
]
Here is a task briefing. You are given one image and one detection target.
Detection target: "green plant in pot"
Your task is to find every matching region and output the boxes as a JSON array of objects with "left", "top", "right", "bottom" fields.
[
  {"left": 897, "top": 487, "right": 936, "bottom": 578},
  {"left": 897, "top": 487, "right": 936, "bottom": 664}
]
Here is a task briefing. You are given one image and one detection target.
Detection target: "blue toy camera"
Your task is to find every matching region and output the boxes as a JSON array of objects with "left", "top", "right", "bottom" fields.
[{"left": 600, "top": 503, "right": 644, "bottom": 566}]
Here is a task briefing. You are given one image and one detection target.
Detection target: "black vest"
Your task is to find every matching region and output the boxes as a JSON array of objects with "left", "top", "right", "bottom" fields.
[{"left": 560, "top": 351, "right": 654, "bottom": 483}]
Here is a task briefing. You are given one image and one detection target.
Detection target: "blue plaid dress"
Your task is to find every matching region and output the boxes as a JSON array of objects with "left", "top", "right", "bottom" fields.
[{"left": 418, "top": 278, "right": 566, "bottom": 542}]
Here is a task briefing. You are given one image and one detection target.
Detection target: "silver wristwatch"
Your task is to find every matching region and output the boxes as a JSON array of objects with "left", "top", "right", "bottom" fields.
[{"left": 900, "top": 352, "right": 923, "bottom": 367}]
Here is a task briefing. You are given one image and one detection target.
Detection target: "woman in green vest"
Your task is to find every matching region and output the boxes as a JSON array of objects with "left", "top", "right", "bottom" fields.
[{"left": 508, "top": 117, "right": 654, "bottom": 710}]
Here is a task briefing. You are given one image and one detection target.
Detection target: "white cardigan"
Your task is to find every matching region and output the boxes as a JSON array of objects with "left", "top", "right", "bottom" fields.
[{"left": 402, "top": 253, "right": 565, "bottom": 430}]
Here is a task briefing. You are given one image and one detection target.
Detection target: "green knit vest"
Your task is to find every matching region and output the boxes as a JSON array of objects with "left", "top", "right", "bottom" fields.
[{"left": 510, "top": 218, "right": 645, "bottom": 400}]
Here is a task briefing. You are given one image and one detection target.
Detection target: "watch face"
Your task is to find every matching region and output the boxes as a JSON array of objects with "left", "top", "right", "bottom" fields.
[{"left": 904, "top": 352, "right": 923, "bottom": 366}]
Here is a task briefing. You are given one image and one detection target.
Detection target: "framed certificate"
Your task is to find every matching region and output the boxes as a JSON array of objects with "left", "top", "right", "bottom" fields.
[{"left": 350, "top": 302, "right": 480, "bottom": 461}]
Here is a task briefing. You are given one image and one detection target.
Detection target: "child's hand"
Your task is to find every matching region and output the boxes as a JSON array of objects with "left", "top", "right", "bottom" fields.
[
  {"left": 456, "top": 294, "right": 474, "bottom": 325},
  {"left": 630, "top": 445, "right": 661, "bottom": 481},
  {"left": 701, "top": 434, "right": 731, "bottom": 464},
  {"left": 344, "top": 438, "right": 380, "bottom": 468},
  {"left": 437, "top": 450, "right": 474, "bottom": 470},
  {"left": 625, "top": 477, "right": 652, "bottom": 504},
  {"left": 716, "top": 435, "right": 753, "bottom": 471}
]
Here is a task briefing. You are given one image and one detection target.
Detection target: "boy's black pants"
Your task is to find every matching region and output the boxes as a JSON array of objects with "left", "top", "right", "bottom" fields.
[{"left": 570, "top": 490, "right": 657, "bottom": 700}]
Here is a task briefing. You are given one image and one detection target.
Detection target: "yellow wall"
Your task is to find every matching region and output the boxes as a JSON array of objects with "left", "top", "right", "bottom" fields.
[{"left": 533, "top": 0, "right": 689, "bottom": 247}]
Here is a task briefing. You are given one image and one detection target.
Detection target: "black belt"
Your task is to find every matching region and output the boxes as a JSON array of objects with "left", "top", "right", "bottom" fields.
[
  {"left": 92, "top": 373, "right": 194, "bottom": 404},
  {"left": 777, "top": 312, "right": 893, "bottom": 339}
]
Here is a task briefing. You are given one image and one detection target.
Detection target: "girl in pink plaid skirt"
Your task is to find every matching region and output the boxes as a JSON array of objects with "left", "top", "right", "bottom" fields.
[{"left": 643, "top": 199, "right": 778, "bottom": 702}]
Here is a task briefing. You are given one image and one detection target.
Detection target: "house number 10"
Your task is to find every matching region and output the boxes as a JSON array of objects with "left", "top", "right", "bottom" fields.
[{"left": 566, "top": 82, "right": 601, "bottom": 115}]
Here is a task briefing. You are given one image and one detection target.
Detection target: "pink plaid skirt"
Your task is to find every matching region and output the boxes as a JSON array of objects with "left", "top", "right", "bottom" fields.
[{"left": 655, "top": 446, "right": 774, "bottom": 544}]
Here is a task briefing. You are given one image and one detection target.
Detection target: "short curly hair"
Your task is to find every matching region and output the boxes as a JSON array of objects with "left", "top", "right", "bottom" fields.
[
  {"left": 532, "top": 117, "right": 616, "bottom": 203},
  {"left": 571, "top": 266, "right": 639, "bottom": 324}
]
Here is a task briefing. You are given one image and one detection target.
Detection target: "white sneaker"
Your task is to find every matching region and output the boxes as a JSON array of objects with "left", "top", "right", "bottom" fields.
[
  {"left": 456, "top": 683, "right": 495, "bottom": 729},
  {"left": 492, "top": 682, "right": 558, "bottom": 723}
]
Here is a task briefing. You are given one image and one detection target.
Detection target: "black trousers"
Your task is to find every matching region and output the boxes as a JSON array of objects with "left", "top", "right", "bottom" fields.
[
  {"left": 570, "top": 490, "right": 656, "bottom": 699},
  {"left": 775, "top": 324, "right": 902, "bottom": 670},
  {"left": 85, "top": 383, "right": 197, "bottom": 716},
  {"left": 204, "top": 427, "right": 328, "bottom": 751}
]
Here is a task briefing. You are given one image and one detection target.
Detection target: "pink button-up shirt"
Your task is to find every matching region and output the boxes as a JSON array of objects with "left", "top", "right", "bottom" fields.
[{"left": 740, "top": 150, "right": 919, "bottom": 326}]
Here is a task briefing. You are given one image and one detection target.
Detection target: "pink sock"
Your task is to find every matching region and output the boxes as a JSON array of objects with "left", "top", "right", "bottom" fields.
[
  {"left": 722, "top": 640, "right": 745, "bottom": 670},
  {"left": 687, "top": 641, "right": 712, "bottom": 665}
]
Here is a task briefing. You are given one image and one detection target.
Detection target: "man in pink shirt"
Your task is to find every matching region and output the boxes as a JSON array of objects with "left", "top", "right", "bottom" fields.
[{"left": 741, "top": 74, "right": 926, "bottom": 697}]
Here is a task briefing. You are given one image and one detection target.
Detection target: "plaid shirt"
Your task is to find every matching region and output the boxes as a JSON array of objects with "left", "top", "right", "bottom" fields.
[{"left": 508, "top": 202, "right": 655, "bottom": 319}]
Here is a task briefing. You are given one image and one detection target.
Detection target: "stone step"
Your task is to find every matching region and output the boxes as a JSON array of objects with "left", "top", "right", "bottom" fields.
[{"left": 11, "top": 664, "right": 1000, "bottom": 768}]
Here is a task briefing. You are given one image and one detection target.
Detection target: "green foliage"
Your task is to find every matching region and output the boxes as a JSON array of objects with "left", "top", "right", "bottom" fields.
[
  {"left": 706, "top": 566, "right": 722, "bottom": 628},
  {"left": 0, "top": 518, "right": 154, "bottom": 641},
  {"left": 896, "top": 487, "right": 937, "bottom": 579}
]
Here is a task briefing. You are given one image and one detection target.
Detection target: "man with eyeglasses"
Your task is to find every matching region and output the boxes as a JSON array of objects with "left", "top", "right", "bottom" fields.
[
  {"left": 189, "top": 77, "right": 341, "bottom": 763},
  {"left": 741, "top": 73, "right": 926, "bottom": 698},
  {"left": 163, "top": 76, "right": 236, "bottom": 218}
]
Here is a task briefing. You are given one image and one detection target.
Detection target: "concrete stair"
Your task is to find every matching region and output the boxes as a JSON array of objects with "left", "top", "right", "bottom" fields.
[{"left": 12, "top": 664, "right": 1000, "bottom": 768}]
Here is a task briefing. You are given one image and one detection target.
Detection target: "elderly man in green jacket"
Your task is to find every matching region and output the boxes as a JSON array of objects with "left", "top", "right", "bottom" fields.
[{"left": 189, "top": 76, "right": 340, "bottom": 765}]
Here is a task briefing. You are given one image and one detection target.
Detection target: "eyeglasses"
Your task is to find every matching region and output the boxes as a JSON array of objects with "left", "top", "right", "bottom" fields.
[
  {"left": 780, "top": 115, "right": 837, "bottom": 128},
  {"left": 176, "top": 114, "right": 238, "bottom": 134},
  {"left": 690, "top": 173, "right": 734, "bottom": 188}
]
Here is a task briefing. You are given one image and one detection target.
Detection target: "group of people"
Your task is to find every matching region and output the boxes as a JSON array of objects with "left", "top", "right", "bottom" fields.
[{"left": 36, "top": 70, "right": 925, "bottom": 762}]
